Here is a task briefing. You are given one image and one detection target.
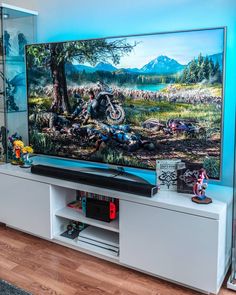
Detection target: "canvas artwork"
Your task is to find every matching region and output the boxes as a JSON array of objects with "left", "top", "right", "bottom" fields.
[{"left": 26, "top": 28, "right": 225, "bottom": 179}]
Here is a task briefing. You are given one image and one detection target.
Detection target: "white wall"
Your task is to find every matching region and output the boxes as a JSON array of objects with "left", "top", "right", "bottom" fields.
[{"left": 1, "top": 0, "right": 38, "bottom": 11}]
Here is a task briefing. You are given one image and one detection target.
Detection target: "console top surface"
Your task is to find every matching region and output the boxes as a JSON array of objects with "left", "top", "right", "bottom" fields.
[{"left": 0, "top": 159, "right": 232, "bottom": 220}]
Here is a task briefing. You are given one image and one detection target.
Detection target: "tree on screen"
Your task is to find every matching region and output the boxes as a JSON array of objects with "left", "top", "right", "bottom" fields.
[
  {"left": 26, "top": 39, "right": 135, "bottom": 114},
  {"left": 179, "top": 53, "right": 222, "bottom": 84}
]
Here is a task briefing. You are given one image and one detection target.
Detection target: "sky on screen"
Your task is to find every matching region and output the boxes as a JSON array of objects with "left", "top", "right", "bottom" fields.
[
  {"left": 110, "top": 28, "right": 224, "bottom": 68},
  {"left": 91, "top": 28, "right": 224, "bottom": 69}
]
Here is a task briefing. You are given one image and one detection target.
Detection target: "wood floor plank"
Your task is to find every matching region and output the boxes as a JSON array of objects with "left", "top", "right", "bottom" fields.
[
  {"left": 0, "top": 227, "right": 234, "bottom": 295},
  {"left": 0, "top": 267, "right": 62, "bottom": 295},
  {"left": 112, "top": 290, "right": 144, "bottom": 295},
  {"left": 0, "top": 245, "right": 42, "bottom": 271},
  {"left": 0, "top": 234, "right": 28, "bottom": 249},
  {"left": 97, "top": 281, "right": 138, "bottom": 295},
  {"left": 76, "top": 263, "right": 128, "bottom": 290},
  {"left": 73, "top": 287, "right": 114, "bottom": 295},
  {"left": 34, "top": 263, "right": 103, "bottom": 289},
  {"left": 29, "top": 248, "right": 80, "bottom": 270},
  {"left": 0, "top": 254, "right": 18, "bottom": 270},
  {"left": 0, "top": 227, "right": 53, "bottom": 250},
  {"left": 12, "top": 265, "right": 77, "bottom": 295},
  {"left": 45, "top": 243, "right": 101, "bottom": 265},
  {"left": 124, "top": 271, "right": 201, "bottom": 295}
]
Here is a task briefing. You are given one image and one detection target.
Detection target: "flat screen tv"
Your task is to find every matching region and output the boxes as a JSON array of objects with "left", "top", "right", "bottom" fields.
[{"left": 26, "top": 27, "right": 225, "bottom": 179}]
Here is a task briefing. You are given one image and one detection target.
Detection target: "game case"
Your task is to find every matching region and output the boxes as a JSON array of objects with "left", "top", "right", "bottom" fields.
[
  {"left": 177, "top": 163, "right": 202, "bottom": 194},
  {"left": 67, "top": 200, "right": 82, "bottom": 211},
  {"left": 156, "top": 159, "right": 182, "bottom": 191}
]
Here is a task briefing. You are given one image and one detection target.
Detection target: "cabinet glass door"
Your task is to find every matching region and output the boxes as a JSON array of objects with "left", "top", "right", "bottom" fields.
[{"left": 0, "top": 6, "right": 36, "bottom": 162}]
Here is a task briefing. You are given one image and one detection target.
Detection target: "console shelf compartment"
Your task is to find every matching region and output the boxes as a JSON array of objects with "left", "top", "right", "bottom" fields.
[
  {"left": 54, "top": 233, "right": 119, "bottom": 260},
  {"left": 54, "top": 223, "right": 120, "bottom": 260},
  {"left": 55, "top": 207, "right": 119, "bottom": 233}
]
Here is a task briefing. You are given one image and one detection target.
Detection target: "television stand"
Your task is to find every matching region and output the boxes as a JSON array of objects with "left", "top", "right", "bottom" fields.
[{"left": 0, "top": 163, "right": 232, "bottom": 295}]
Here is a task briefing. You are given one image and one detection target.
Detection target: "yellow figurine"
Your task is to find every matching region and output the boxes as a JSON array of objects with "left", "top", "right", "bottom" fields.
[
  {"left": 21, "top": 145, "right": 34, "bottom": 168},
  {"left": 11, "top": 140, "right": 34, "bottom": 168}
]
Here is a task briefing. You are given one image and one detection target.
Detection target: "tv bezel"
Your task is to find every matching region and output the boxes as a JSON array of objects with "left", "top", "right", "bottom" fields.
[{"left": 25, "top": 26, "right": 226, "bottom": 179}]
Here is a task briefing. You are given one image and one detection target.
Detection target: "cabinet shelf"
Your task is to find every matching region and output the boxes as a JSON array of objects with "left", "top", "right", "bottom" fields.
[
  {"left": 4, "top": 56, "right": 25, "bottom": 62},
  {"left": 55, "top": 207, "right": 119, "bottom": 233},
  {"left": 0, "top": 109, "right": 27, "bottom": 114},
  {"left": 54, "top": 233, "right": 119, "bottom": 260}
]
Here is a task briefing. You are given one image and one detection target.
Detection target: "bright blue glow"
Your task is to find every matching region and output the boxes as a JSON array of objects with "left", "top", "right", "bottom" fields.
[{"left": 36, "top": 0, "right": 236, "bottom": 187}]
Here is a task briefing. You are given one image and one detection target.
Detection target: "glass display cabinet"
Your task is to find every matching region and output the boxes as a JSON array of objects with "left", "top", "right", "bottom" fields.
[{"left": 0, "top": 4, "right": 37, "bottom": 162}]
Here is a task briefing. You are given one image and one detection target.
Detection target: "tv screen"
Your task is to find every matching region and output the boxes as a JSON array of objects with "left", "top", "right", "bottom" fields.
[{"left": 26, "top": 27, "right": 225, "bottom": 179}]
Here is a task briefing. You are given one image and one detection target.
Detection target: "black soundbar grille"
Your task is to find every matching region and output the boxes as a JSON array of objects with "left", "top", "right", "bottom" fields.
[{"left": 31, "top": 164, "right": 157, "bottom": 197}]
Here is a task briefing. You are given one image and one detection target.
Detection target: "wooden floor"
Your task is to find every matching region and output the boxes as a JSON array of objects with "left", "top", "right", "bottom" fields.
[{"left": 0, "top": 226, "right": 234, "bottom": 295}]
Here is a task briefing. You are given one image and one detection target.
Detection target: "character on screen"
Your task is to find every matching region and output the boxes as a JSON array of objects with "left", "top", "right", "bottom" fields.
[{"left": 83, "top": 90, "right": 96, "bottom": 124}]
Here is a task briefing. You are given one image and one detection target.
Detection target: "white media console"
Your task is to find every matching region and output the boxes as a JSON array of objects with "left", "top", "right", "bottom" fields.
[{"left": 0, "top": 160, "right": 233, "bottom": 294}]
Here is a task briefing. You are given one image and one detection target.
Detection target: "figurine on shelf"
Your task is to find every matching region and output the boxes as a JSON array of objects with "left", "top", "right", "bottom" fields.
[
  {"left": 10, "top": 138, "right": 34, "bottom": 168},
  {"left": 11, "top": 140, "right": 24, "bottom": 165},
  {"left": 8, "top": 132, "right": 22, "bottom": 160},
  {"left": 67, "top": 221, "right": 81, "bottom": 235},
  {"left": 60, "top": 221, "right": 86, "bottom": 240},
  {"left": 18, "top": 33, "right": 27, "bottom": 56},
  {"left": 0, "top": 71, "right": 19, "bottom": 112},
  {"left": 20, "top": 146, "right": 34, "bottom": 168},
  {"left": 198, "top": 167, "right": 209, "bottom": 184},
  {"left": 4, "top": 30, "right": 11, "bottom": 56},
  {"left": 0, "top": 126, "right": 7, "bottom": 161},
  {"left": 0, "top": 37, "right": 3, "bottom": 57},
  {"left": 192, "top": 168, "right": 212, "bottom": 204}
]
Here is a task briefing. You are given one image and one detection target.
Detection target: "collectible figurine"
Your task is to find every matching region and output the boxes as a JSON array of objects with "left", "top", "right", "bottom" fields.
[
  {"left": 11, "top": 140, "right": 24, "bottom": 165},
  {"left": 198, "top": 167, "right": 209, "bottom": 184},
  {"left": 10, "top": 139, "right": 33, "bottom": 167},
  {"left": 20, "top": 146, "right": 34, "bottom": 168},
  {"left": 0, "top": 37, "right": 3, "bottom": 57},
  {"left": 67, "top": 222, "right": 77, "bottom": 235},
  {"left": 18, "top": 33, "right": 27, "bottom": 56},
  {"left": 4, "top": 30, "right": 11, "bottom": 56},
  {"left": 60, "top": 221, "right": 86, "bottom": 239},
  {"left": 192, "top": 168, "right": 212, "bottom": 204},
  {"left": 8, "top": 132, "right": 22, "bottom": 160}
]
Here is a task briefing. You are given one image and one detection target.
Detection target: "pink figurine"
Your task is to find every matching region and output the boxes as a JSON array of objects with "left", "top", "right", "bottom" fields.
[
  {"left": 192, "top": 168, "right": 212, "bottom": 204},
  {"left": 198, "top": 168, "right": 209, "bottom": 185}
]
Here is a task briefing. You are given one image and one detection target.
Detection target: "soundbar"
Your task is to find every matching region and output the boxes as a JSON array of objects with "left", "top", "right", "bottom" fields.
[{"left": 31, "top": 164, "right": 158, "bottom": 197}]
